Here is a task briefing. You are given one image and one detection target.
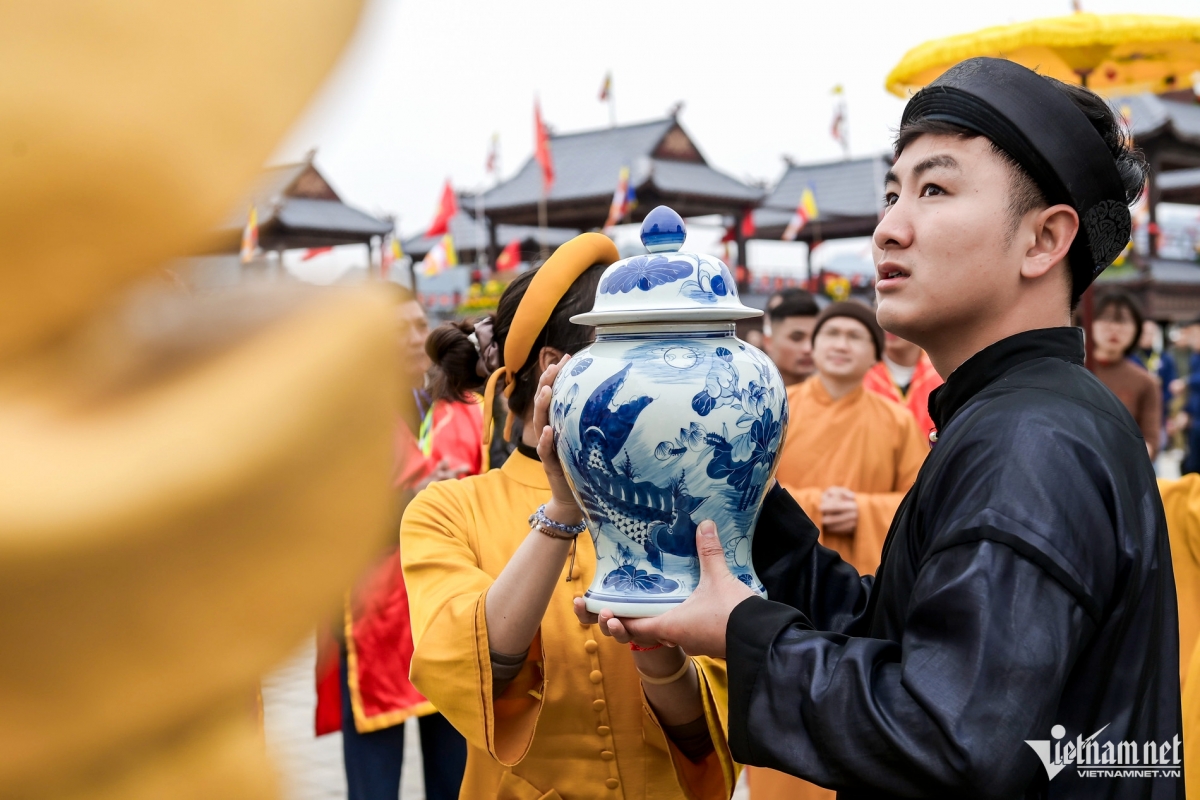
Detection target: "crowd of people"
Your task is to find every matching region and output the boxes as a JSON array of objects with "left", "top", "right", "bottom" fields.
[{"left": 313, "top": 58, "right": 1194, "bottom": 800}]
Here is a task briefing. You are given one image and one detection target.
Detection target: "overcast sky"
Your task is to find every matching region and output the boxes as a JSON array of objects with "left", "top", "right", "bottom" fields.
[{"left": 275, "top": 0, "right": 1199, "bottom": 237}]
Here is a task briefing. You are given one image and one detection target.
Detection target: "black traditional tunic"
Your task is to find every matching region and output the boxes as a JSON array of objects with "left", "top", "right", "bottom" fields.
[{"left": 728, "top": 328, "right": 1182, "bottom": 799}]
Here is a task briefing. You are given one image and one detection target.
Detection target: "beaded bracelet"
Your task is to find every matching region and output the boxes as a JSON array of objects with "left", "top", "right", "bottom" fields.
[
  {"left": 528, "top": 504, "right": 586, "bottom": 539},
  {"left": 629, "top": 642, "right": 662, "bottom": 652}
]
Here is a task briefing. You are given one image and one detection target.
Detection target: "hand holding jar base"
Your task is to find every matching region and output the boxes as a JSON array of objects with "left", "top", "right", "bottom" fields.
[{"left": 533, "top": 355, "right": 585, "bottom": 528}]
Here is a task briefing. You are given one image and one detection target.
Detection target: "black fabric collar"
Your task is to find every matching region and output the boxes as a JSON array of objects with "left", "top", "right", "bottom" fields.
[
  {"left": 515, "top": 442, "right": 541, "bottom": 462},
  {"left": 928, "top": 327, "right": 1084, "bottom": 431}
]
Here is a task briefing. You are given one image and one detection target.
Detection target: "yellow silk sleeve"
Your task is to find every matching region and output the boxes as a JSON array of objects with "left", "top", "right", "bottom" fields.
[
  {"left": 1159, "top": 475, "right": 1200, "bottom": 688},
  {"left": 638, "top": 657, "right": 738, "bottom": 800},
  {"left": 399, "top": 481, "right": 545, "bottom": 766}
]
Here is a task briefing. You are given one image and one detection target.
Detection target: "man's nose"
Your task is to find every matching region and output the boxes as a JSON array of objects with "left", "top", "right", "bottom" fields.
[{"left": 873, "top": 199, "right": 914, "bottom": 252}]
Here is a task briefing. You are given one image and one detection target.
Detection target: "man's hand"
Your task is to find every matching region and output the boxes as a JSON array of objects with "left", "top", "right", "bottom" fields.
[
  {"left": 595, "top": 520, "right": 755, "bottom": 658},
  {"left": 820, "top": 486, "right": 858, "bottom": 535},
  {"left": 1171, "top": 378, "right": 1187, "bottom": 397}
]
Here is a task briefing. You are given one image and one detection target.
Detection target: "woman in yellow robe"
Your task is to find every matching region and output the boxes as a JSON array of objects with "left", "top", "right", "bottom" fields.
[
  {"left": 1157, "top": 474, "right": 1200, "bottom": 800},
  {"left": 401, "top": 234, "right": 737, "bottom": 800}
]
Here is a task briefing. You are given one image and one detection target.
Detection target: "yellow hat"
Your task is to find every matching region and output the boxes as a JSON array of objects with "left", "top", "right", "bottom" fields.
[{"left": 480, "top": 233, "right": 619, "bottom": 456}]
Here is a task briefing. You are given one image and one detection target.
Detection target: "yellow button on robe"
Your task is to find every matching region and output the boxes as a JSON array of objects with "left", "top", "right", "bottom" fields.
[
  {"left": 401, "top": 451, "right": 737, "bottom": 800},
  {"left": 750, "top": 378, "right": 926, "bottom": 800}
]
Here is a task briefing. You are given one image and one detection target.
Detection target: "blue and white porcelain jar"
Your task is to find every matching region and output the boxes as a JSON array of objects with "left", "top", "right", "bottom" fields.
[{"left": 551, "top": 206, "right": 789, "bottom": 617}]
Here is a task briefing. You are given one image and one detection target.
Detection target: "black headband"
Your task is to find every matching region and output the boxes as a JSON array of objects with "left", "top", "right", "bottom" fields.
[{"left": 901, "top": 57, "right": 1131, "bottom": 300}]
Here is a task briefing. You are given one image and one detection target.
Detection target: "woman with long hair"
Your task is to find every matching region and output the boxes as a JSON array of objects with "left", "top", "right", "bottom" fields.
[
  {"left": 1088, "top": 289, "right": 1161, "bottom": 459},
  {"left": 401, "top": 234, "right": 736, "bottom": 799}
]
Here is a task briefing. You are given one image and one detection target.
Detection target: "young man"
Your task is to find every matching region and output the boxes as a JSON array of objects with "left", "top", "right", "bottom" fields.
[
  {"left": 762, "top": 289, "right": 821, "bottom": 386},
  {"left": 614, "top": 58, "right": 1179, "bottom": 798},
  {"left": 753, "top": 302, "right": 925, "bottom": 800},
  {"left": 862, "top": 332, "right": 942, "bottom": 440}
]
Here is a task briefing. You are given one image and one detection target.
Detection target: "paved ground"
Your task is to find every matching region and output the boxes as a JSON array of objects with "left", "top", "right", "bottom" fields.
[
  {"left": 262, "top": 636, "right": 750, "bottom": 799},
  {"left": 262, "top": 637, "right": 425, "bottom": 800}
]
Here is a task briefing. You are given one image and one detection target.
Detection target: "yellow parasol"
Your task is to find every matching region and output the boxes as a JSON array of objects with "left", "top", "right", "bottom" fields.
[{"left": 886, "top": 13, "right": 1200, "bottom": 98}]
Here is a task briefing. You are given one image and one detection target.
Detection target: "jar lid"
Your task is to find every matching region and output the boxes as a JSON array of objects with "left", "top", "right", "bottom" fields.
[{"left": 571, "top": 205, "right": 762, "bottom": 326}]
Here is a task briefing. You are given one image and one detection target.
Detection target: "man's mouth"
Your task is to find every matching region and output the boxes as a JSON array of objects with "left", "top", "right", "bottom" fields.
[{"left": 876, "top": 262, "right": 909, "bottom": 287}]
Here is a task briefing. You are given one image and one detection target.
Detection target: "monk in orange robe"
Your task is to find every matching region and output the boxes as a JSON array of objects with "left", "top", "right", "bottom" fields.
[
  {"left": 749, "top": 302, "right": 927, "bottom": 800},
  {"left": 863, "top": 331, "right": 942, "bottom": 442}
]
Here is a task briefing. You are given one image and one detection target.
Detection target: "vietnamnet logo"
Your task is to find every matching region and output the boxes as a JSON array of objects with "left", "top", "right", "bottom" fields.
[{"left": 1025, "top": 724, "right": 1182, "bottom": 780}]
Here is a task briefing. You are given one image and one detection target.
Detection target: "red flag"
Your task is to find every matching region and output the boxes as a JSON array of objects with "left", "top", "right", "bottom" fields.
[
  {"left": 301, "top": 246, "right": 334, "bottom": 261},
  {"left": 740, "top": 212, "right": 756, "bottom": 238},
  {"left": 485, "top": 133, "right": 498, "bottom": 175},
  {"left": 495, "top": 239, "right": 521, "bottom": 271},
  {"left": 534, "top": 100, "right": 555, "bottom": 193},
  {"left": 425, "top": 181, "right": 459, "bottom": 237}
]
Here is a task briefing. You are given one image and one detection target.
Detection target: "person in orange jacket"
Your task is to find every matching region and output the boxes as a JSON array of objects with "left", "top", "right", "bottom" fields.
[{"left": 862, "top": 331, "right": 942, "bottom": 442}]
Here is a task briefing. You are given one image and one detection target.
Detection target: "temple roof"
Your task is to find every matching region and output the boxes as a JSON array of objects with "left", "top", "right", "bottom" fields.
[
  {"left": 1116, "top": 93, "right": 1200, "bottom": 148},
  {"left": 752, "top": 154, "right": 891, "bottom": 241},
  {"left": 481, "top": 117, "right": 762, "bottom": 228},
  {"left": 211, "top": 154, "right": 391, "bottom": 252}
]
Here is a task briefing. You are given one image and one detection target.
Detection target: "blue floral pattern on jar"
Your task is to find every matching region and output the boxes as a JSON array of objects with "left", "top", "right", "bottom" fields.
[
  {"left": 552, "top": 331, "right": 787, "bottom": 615},
  {"left": 599, "top": 254, "right": 693, "bottom": 294}
]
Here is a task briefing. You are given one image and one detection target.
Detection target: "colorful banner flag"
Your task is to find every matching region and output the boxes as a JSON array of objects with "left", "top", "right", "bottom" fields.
[
  {"left": 830, "top": 84, "right": 848, "bottom": 156},
  {"left": 831, "top": 106, "right": 846, "bottom": 149},
  {"left": 534, "top": 100, "right": 555, "bottom": 193},
  {"left": 425, "top": 181, "right": 459, "bottom": 238},
  {"left": 603, "top": 166, "right": 632, "bottom": 231},
  {"left": 599, "top": 72, "right": 612, "bottom": 102},
  {"left": 485, "top": 133, "right": 499, "bottom": 175},
  {"left": 782, "top": 186, "right": 819, "bottom": 241},
  {"left": 495, "top": 239, "right": 521, "bottom": 271},
  {"left": 421, "top": 234, "right": 458, "bottom": 277},
  {"left": 381, "top": 235, "right": 403, "bottom": 279},
  {"left": 240, "top": 205, "right": 258, "bottom": 264}
]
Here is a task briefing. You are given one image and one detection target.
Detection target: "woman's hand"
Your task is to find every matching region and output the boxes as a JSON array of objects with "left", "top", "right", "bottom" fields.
[{"left": 533, "top": 354, "right": 583, "bottom": 526}]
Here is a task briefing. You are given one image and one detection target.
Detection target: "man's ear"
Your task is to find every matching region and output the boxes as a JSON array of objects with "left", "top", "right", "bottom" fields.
[
  {"left": 537, "top": 345, "right": 567, "bottom": 374},
  {"left": 1021, "top": 204, "right": 1079, "bottom": 281}
]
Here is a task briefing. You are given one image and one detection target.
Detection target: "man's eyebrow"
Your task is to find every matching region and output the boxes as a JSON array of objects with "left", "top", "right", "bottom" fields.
[
  {"left": 911, "top": 154, "right": 960, "bottom": 178},
  {"left": 885, "top": 155, "right": 961, "bottom": 187}
]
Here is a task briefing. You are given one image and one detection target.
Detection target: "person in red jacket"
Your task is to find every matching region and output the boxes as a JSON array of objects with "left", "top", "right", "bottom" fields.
[
  {"left": 315, "top": 289, "right": 482, "bottom": 800},
  {"left": 862, "top": 331, "right": 942, "bottom": 442}
]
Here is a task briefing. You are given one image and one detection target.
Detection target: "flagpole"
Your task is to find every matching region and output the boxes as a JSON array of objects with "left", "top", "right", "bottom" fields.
[
  {"left": 538, "top": 191, "right": 549, "bottom": 262},
  {"left": 609, "top": 86, "right": 616, "bottom": 128},
  {"left": 475, "top": 188, "right": 488, "bottom": 276}
]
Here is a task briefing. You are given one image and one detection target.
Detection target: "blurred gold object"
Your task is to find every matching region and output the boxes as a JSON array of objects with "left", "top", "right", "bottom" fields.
[
  {"left": 0, "top": 0, "right": 363, "bottom": 360},
  {"left": 0, "top": 284, "right": 397, "bottom": 797},
  {"left": 0, "top": 2, "right": 406, "bottom": 798}
]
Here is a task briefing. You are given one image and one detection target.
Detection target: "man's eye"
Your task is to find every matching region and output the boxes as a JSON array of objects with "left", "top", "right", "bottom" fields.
[
  {"left": 920, "top": 183, "right": 945, "bottom": 197},
  {"left": 883, "top": 192, "right": 898, "bottom": 207}
]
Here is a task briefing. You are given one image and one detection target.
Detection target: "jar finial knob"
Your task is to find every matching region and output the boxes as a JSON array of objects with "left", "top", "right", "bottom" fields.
[{"left": 640, "top": 206, "right": 686, "bottom": 253}]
